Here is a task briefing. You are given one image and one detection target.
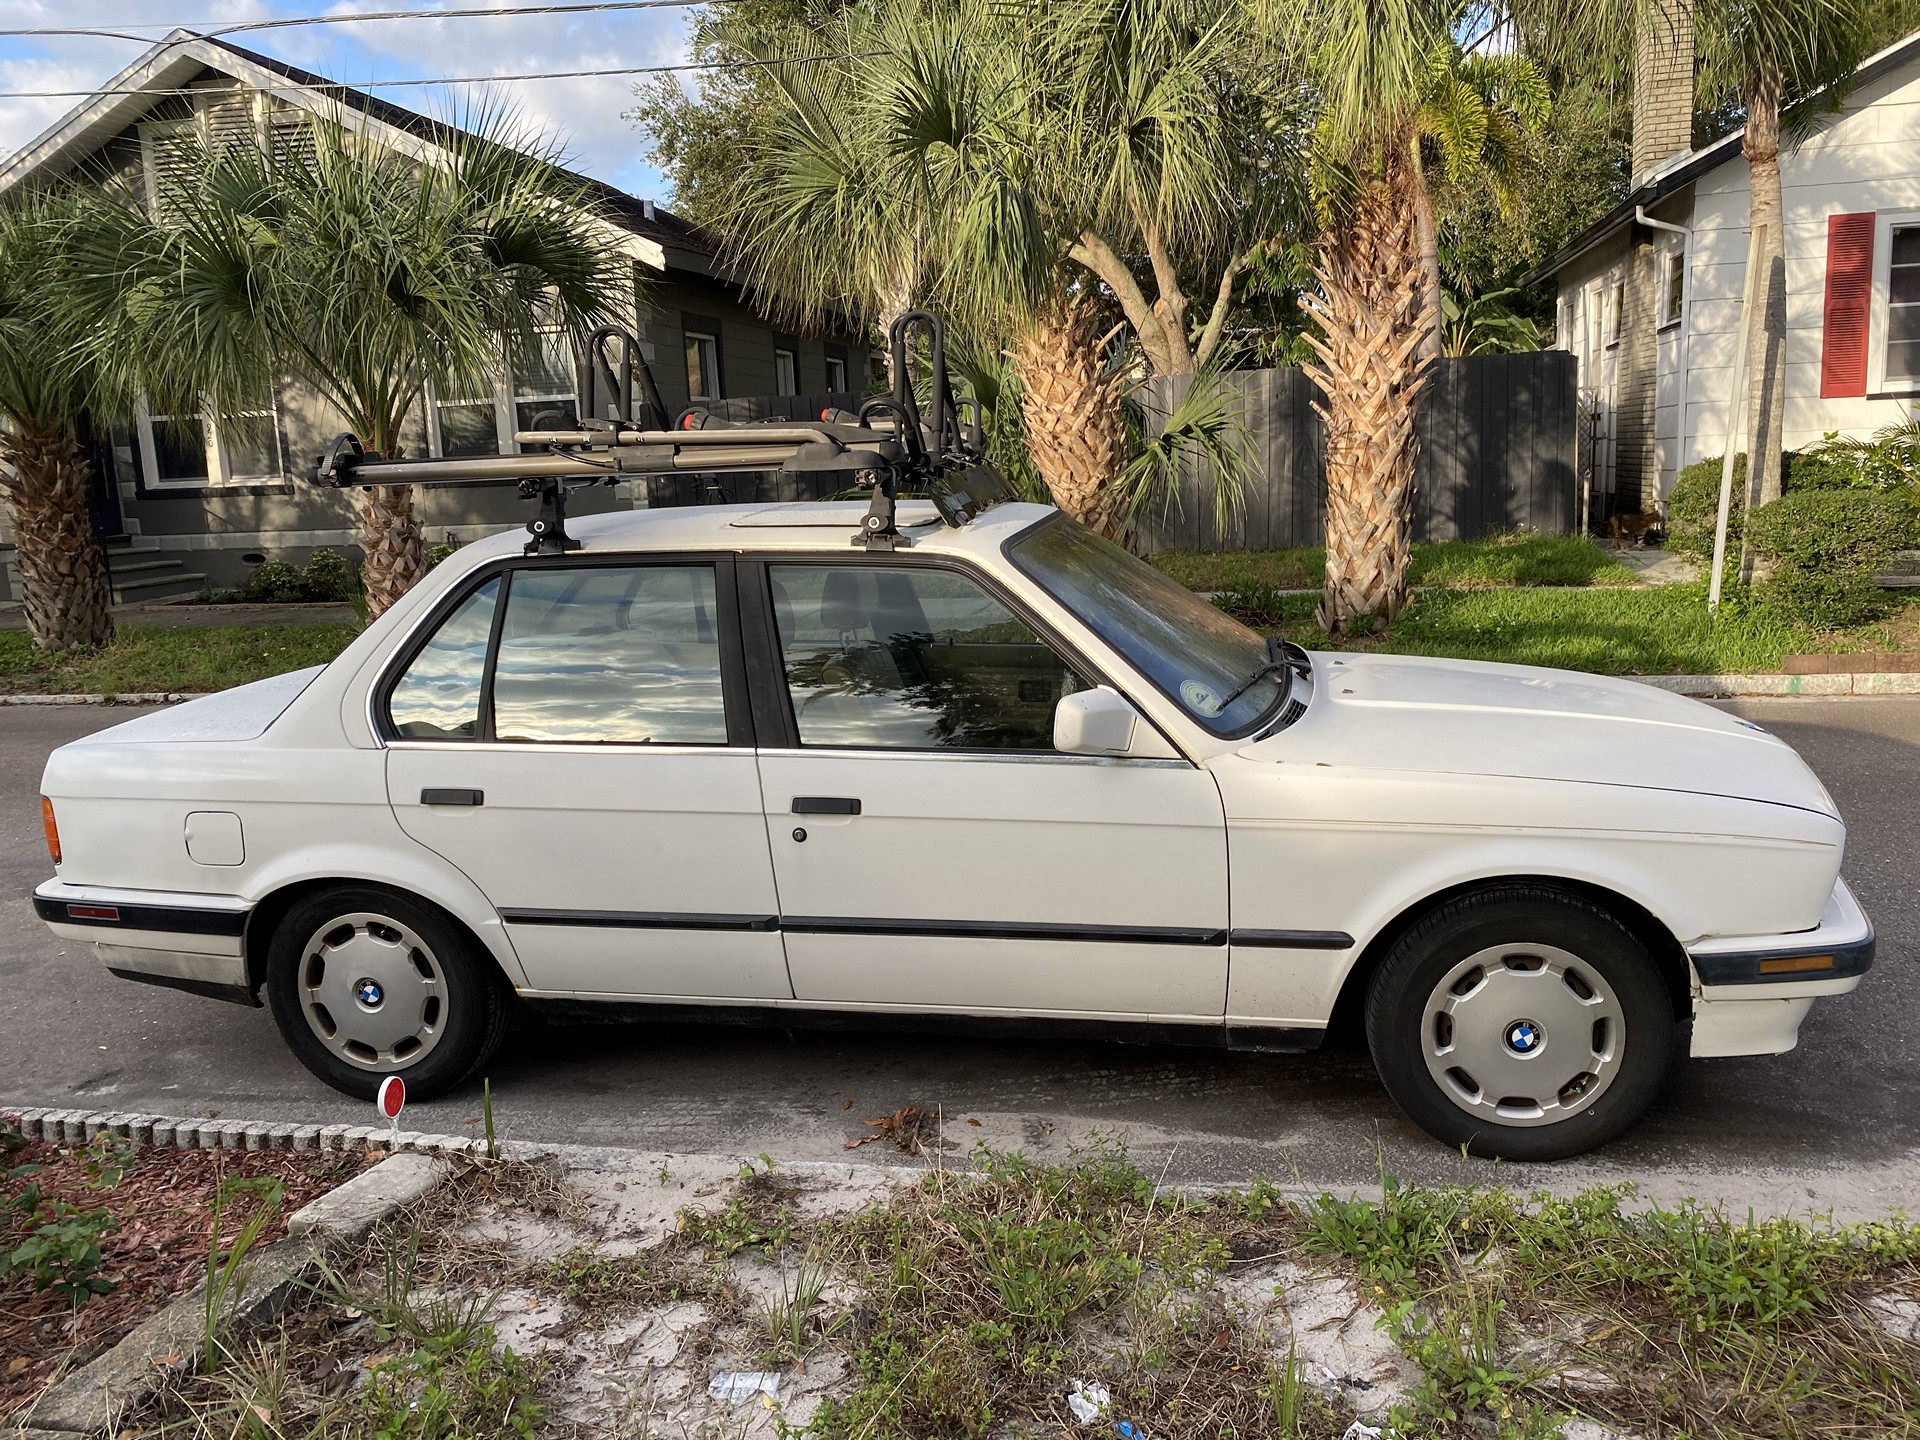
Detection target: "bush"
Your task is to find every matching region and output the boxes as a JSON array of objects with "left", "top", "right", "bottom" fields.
[
  {"left": 1746, "top": 489, "right": 1917, "bottom": 627},
  {"left": 425, "top": 542, "right": 458, "bottom": 570},
  {"left": 1666, "top": 453, "right": 1748, "bottom": 559},
  {"left": 243, "top": 560, "right": 304, "bottom": 602},
  {"left": 300, "top": 548, "right": 354, "bottom": 601}
]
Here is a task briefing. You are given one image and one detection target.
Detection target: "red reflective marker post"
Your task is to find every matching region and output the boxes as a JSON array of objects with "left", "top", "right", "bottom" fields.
[{"left": 376, "top": 1075, "right": 405, "bottom": 1149}]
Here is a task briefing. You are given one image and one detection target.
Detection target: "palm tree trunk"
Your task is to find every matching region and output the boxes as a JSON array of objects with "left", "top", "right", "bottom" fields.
[
  {"left": 0, "top": 421, "right": 115, "bottom": 650},
  {"left": 357, "top": 482, "right": 423, "bottom": 620},
  {"left": 1743, "top": 65, "right": 1788, "bottom": 512},
  {"left": 1412, "top": 163, "right": 1444, "bottom": 369},
  {"left": 1013, "top": 297, "right": 1129, "bottom": 538},
  {"left": 1302, "top": 164, "right": 1429, "bottom": 635}
]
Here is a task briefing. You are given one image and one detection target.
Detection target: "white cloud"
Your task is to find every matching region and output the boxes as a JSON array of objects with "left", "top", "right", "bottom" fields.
[{"left": 0, "top": 0, "right": 697, "bottom": 197}]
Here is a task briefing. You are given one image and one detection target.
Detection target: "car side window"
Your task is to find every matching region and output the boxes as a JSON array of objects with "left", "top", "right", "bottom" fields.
[
  {"left": 387, "top": 577, "right": 501, "bottom": 740},
  {"left": 770, "top": 564, "right": 1090, "bottom": 750},
  {"left": 490, "top": 565, "right": 728, "bottom": 745}
]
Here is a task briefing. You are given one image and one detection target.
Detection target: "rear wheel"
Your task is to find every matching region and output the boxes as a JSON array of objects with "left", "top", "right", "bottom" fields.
[
  {"left": 265, "top": 887, "right": 507, "bottom": 1101},
  {"left": 1365, "top": 887, "right": 1677, "bottom": 1160}
]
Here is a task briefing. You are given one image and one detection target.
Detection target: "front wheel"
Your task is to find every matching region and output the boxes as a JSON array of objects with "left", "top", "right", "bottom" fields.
[
  {"left": 265, "top": 886, "right": 508, "bottom": 1101},
  {"left": 1365, "top": 887, "right": 1678, "bottom": 1161}
]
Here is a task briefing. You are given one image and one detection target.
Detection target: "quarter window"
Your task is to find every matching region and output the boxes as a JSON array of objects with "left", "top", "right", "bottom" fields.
[
  {"left": 770, "top": 565, "right": 1089, "bottom": 750},
  {"left": 388, "top": 577, "right": 501, "bottom": 740},
  {"left": 490, "top": 566, "right": 727, "bottom": 745}
]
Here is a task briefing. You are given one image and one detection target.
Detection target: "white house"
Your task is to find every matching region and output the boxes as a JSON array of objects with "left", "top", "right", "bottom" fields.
[{"left": 1538, "top": 27, "right": 1920, "bottom": 518}]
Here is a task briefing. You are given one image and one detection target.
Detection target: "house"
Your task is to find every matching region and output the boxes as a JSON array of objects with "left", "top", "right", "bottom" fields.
[
  {"left": 1536, "top": 25, "right": 1920, "bottom": 521},
  {"left": 0, "top": 30, "right": 873, "bottom": 601}
]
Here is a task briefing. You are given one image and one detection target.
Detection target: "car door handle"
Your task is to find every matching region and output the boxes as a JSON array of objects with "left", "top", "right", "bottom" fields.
[
  {"left": 791, "top": 796, "right": 861, "bottom": 815},
  {"left": 420, "top": 788, "right": 484, "bottom": 807}
]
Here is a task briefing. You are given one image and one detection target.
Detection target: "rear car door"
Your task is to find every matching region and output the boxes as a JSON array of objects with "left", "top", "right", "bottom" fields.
[
  {"left": 382, "top": 556, "right": 791, "bottom": 1000},
  {"left": 746, "top": 557, "right": 1230, "bottom": 1022}
]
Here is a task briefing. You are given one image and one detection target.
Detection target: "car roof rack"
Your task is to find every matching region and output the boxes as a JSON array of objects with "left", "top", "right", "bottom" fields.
[{"left": 310, "top": 309, "right": 1013, "bottom": 556}]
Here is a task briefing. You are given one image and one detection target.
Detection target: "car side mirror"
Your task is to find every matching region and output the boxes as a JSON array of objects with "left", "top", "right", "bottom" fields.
[{"left": 1054, "top": 687, "right": 1140, "bottom": 756}]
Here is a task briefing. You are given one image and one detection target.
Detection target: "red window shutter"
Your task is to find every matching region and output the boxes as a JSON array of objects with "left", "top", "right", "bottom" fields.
[{"left": 1821, "top": 212, "right": 1875, "bottom": 398}]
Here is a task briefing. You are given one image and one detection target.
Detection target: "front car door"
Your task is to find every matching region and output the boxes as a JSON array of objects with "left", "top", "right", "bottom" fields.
[
  {"left": 383, "top": 556, "right": 791, "bottom": 1001},
  {"left": 747, "top": 557, "right": 1230, "bottom": 1023}
]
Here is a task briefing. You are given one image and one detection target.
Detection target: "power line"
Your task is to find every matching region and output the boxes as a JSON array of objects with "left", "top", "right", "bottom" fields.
[
  {"left": 0, "top": 51, "right": 879, "bottom": 101},
  {"left": 0, "top": 2, "right": 707, "bottom": 45}
]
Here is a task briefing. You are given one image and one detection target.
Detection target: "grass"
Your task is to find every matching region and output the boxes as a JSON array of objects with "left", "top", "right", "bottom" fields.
[
  {"left": 1212, "top": 583, "right": 1920, "bottom": 675},
  {"left": 0, "top": 623, "right": 359, "bottom": 695},
  {"left": 1150, "top": 533, "right": 1640, "bottom": 593}
]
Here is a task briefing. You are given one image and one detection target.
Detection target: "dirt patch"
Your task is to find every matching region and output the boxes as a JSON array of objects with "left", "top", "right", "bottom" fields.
[{"left": 1, "top": 1135, "right": 368, "bottom": 1420}]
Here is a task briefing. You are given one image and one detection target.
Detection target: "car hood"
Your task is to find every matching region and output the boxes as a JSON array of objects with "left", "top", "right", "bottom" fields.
[
  {"left": 1238, "top": 652, "right": 1836, "bottom": 816},
  {"left": 65, "top": 666, "right": 325, "bottom": 746}
]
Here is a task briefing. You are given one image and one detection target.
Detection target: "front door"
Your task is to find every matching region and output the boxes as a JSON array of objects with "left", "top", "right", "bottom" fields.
[
  {"left": 383, "top": 558, "right": 791, "bottom": 1000},
  {"left": 751, "top": 559, "right": 1229, "bottom": 1021}
]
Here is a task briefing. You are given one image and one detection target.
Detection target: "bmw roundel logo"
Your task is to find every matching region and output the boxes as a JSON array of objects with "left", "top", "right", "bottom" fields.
[
  {"left": 1504, "top": 1019, "right": 1543, "bottom": 1055},
  {"left": 354, "top": 978, "right": 385, "bottom": 1009}
]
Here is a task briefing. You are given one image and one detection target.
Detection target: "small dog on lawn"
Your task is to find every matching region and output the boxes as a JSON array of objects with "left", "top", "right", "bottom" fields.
[{"left": 1608, "top": 505, "right": 1665, "bottom": 549}]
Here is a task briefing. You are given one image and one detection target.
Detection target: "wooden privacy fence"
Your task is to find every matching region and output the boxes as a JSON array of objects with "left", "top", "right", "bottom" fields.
[{"left": 1131, "top": 351, "right": 1578, "bottom": 554}]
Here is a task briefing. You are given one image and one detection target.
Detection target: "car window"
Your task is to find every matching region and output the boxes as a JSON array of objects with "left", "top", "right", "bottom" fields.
[
  {"left": 770, "top": 564, "right": 1090, "bottom": 750},
  {"left": 387, "top": 577, "right": 501, "bottom": 740},
  {"left": 490, "top": 565, "right": 729, "bottom": 745},
  {"left": 1007, "top": 516, "right": 1286, "bottom": 736}
]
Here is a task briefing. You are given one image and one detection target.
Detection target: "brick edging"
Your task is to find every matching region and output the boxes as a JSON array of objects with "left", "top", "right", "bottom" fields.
[
  {"left": 2, "top": 1104, "right": 484, "bottom": 1159},
  {"left": 1628, "top": 672, "right": 1920, "bottom": 698}
]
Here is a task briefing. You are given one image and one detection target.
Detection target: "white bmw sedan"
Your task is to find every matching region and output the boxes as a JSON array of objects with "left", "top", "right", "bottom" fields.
[{"left": 34, "top": 501, "right": 1872, "bottom": 1160}]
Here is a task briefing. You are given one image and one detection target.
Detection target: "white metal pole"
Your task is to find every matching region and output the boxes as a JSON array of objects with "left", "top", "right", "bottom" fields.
[{"left": 1709, "top": 220, "right": 1768, "bottom": 615}]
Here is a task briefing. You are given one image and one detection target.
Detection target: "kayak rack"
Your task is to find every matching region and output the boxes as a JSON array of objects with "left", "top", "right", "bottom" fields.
[{"left": 310, "top": 310, "right": 1003, "bottom": 555}]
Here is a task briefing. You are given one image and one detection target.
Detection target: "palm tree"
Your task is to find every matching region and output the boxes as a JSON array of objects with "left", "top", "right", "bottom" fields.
[
  {"left": 53, "top": 111, "right": 622, "bottom": 616},
  {"left": 1265, "top": 0, "right": 1466, "bottom": 633},
  {"left": 1694, "top": 0, "right": 1872, "bottom": 507},
  {"left": 0, "top": 199, "right": 114, "bottom": 650},
  {"left": 694, "top": 0, "right": 1289, "bottom": 531}
]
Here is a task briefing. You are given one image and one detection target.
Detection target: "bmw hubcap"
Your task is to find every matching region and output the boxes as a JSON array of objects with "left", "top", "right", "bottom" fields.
[
  {"left": 1421, "top": 944, "right": 1625, "bottom": 1128},
  {"left": 297, "top": 913, "right": 446, "bottom": 1072}
]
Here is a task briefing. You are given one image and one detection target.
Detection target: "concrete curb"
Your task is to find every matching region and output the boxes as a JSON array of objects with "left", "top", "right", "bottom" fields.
[
  {"left": 1627, "top": 671, "right": 1920, "bottom": 697},
  {"left": 4, "top": 1110, "right": 457, "bottom": 1438},
  {"left": 0, "top": 693, "right": 207, "bottom": 706}
]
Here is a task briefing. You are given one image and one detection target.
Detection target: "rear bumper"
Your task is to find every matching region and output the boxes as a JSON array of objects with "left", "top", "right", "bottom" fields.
[
  {"left": 1687, "top": 877, "right": 1871, "bottom": 1058},
  {"left": 34, "top": 879, "right": 257, "bottom": 1006}
]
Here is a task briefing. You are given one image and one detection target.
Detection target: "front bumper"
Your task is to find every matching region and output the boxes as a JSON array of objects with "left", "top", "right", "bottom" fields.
[
  {"left": 1687, "top": 877, "right": 1872, "bottom": 1058},
  {"left": 34, "top": 878, "right": 257, "bottom": 1005}
]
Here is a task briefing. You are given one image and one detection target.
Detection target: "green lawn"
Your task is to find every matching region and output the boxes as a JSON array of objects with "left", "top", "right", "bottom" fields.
[
  {"left": 1150, "top": 533, "right": 1639, "bottom": 592},
  {"left": 1216, "top": 583, "right": 1920, "bottom": 675},
  {"left": 0, "top": 623, "right": 360, "bottom": 695}
]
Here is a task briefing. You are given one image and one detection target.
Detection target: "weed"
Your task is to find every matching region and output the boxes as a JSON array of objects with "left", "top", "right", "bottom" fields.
[
  {"left": 350, "top": 1324, "right": 545, "bottom": 1440},
  {"left": 203, "top": 1174, "right": 284, "bottom": 1368},
  {"left": 3, "top": 1195, "right": 114, "bottom": 1305},
  {"left": 679, "top": 1168, "right": 799, "bottom": 1259},
  {"left": 482, "top": 1076, "right": 498, "bottom": 1161},
  {"left": 760, "top": 1246, "right": 839, "bottom": 1361},
  {"left": 541, "top": 1245, "right": 707, "bottom": 1314}
]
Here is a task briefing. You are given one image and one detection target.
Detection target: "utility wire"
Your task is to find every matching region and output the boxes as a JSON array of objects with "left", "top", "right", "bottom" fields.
[
  {"left": 0, "top": 50, "right": 880, "bottom": 101},
  {"left": 0, "top": 2, "right": 707, "bottom": 45}
]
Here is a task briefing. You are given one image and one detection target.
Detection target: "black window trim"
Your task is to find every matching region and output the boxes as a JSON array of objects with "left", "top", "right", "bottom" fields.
[
  {"left": 374, "top": 551, "right": 754, "bottom": 749},
  {"left": 1001, "top": 511, "right": 1292, "bottom": 742},
  {"left": 738, "top": 549, "right": 1188, "bottom": 760}
]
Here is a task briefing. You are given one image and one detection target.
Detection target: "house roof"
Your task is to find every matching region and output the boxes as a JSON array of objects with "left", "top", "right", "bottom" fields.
[
  {"left": 0, "top": 29, "right": 716, "bottom": 267},
  {"left": 1526, "top": 25, "right": 1920, "bottom": 287}
]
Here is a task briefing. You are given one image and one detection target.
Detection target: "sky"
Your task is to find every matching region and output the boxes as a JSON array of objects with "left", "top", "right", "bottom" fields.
[{"left": 0, "top": 0, "right": 698, "bottom": 200}]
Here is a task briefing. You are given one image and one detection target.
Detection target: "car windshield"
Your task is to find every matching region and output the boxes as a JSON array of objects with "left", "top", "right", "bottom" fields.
[{"left": 1007, "top": 515, "right": 1288, "bottom": 736}]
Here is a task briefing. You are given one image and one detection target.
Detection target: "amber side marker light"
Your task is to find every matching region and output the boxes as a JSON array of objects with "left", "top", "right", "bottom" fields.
[
  {"left": 1756, "top": 953, "right": 1836, "bottom": 975},
  {"left": 41, "top": 796, "right": 60, "bottom": 865}
]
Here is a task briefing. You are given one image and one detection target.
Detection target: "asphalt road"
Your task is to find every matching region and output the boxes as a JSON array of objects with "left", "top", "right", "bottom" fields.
[{"left": 2, "top": 697, "right": 1915, "bottom": 1215}]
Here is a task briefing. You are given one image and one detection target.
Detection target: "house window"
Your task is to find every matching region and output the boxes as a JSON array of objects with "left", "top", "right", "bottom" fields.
[
  {"left": 1885, "top": 225, "right": 1920, "bottom": 383},
  {"left": 684, "top": 320, "right": 722, "bottom": 402},
  {"left": 138, "top": 118, "right": 201, "bottom": 218},
  {"left": 1663, "top": 252, "right": 1684, "bottom": 327},
  {"left": 823, "top": 346, "right": 848, "bottom": 392},
  {"left": 136, "top": 400, "right": 281, "bottom": 487},
  {"left": 512, "top": 328, "right": 579, "bottom": 448},
  {"left": 773, "top": 339, "right": 799, "bottom": 396},
  {"left": 434, "top": 387, "right": 501, "bottom": 457},
  {"left": 1607, "top": 281, "right": 1625, "bottom": 348}
]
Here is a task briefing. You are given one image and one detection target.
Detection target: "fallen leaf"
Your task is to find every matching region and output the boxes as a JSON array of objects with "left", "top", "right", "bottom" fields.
[
  {"left": 967, "top": 1117, "right": 982, "bottom": 1126},
  {"left": 845, "top": 1106, "right": 939, "bottom": 1156},
  {"left": 841, "top": 1099, "right": 853, "bottom": 1110},
  {"left": 250, "top": 1404, "right": 272, "bottom": 1423}
]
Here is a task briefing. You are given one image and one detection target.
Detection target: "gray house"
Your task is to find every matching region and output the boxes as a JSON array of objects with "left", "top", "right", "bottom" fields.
[{"left": 0, "top": 31, "right": 874, "bottom": 600}]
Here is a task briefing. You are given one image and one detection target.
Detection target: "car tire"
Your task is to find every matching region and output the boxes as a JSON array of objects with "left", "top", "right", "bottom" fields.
[
  {"left": 264, "top": 886, "right": 509, "bottom": 1101},
  {"left": 1365, "top": 886, "right": 1677, "bottom": 1161}
]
